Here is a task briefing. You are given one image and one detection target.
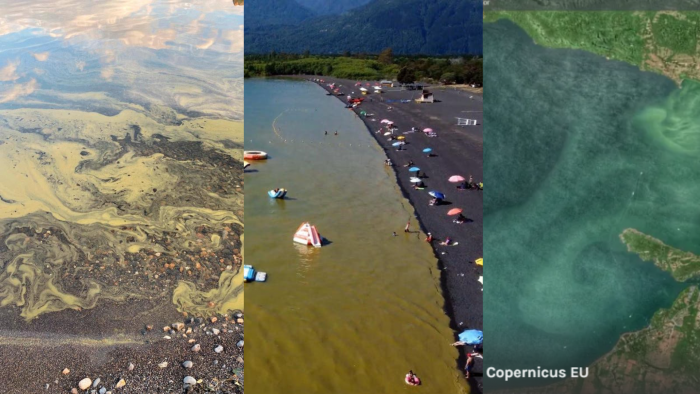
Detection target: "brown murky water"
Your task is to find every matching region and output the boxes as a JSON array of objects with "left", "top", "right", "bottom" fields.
[{"left": 245, "top": 79, "right": 466, "bottom": 393}]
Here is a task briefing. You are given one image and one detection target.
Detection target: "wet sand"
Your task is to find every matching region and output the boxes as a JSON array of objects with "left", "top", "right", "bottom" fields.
[{"left": 312, "top": 77, "right": 484, "bottom": 391}]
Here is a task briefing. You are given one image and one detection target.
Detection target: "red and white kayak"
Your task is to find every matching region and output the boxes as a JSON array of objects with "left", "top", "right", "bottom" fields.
[
  {"left": 244, "top": 150, "right": 268, "bottom": 160},
  {"left": 293, "top": 222, "right": 322, "bottom": 248}
]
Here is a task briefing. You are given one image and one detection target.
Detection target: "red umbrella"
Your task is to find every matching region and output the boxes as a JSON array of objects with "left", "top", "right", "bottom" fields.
[
  {"left": 449, "top": 175, "right": 465, "bottom": 183},
  {"left": 447, "top": 208, "right": 463, "bottom": 216}
]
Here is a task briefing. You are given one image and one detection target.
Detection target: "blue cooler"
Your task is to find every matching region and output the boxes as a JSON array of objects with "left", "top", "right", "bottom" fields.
[{"left": 243, "top": 265, "right": 256, "bottom": 282}]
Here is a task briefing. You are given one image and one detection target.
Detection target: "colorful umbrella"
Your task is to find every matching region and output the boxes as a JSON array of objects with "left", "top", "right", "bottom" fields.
[
  {"left": 397, "top": 136, "right": 405, "bottom": 140},
  {"left": 458, "top": 330, "right": 483, "bottom": 345},
  {"left": 423, "top": 148, "right": 432, "bottom": 153},
  {"left": 408, "top": 167, "right": 420, "bottom": 172},
  {"left": 447, "top": 208, "right": 463, "bottom": 216},
  {"left": 429, "top": 191, "right": 445, "bottom": 199},
  {"left": 449, "top": 175, "right": 465, "bottom": 183},
  {"left": 423, "top": 128, "right": 433, "bottom": 132}
]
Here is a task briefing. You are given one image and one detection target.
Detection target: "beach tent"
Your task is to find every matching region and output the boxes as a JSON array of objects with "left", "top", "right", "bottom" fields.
[{"left": 458, "top": 329, "right": 483, "bottom": 345}]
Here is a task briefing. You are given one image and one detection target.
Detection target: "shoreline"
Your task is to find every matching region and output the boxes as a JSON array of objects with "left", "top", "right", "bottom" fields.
[{"left": 298, "top": 75, "right": 484, "bottom": 392}]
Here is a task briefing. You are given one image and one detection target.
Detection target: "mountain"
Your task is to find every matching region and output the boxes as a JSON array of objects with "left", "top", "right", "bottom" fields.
[
  {"left": 245, "top": 0, "right": 314, "bottom": 27},
  {"left": 244, "top": 0, "right": 483, "bottom": 55},
  {"left": 293, "top": 0, "right": 374, "bottom": 15}
]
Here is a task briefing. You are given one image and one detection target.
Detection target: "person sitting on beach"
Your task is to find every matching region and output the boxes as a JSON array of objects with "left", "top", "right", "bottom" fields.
[
  {"left": 404, "top": 160, "right": 414, "bottom": 167},
  {"left": 457, "top": 181, "right": 467, "bottom": 190},
  {"left": 466, "top": 175, "right": 474, "bottom": 189},
  {"left": 453, "top": 214, "right": 466, "bottom": 224},
  {"left": 274, "top": 188, "right": 279, "bottom": 193},
  {"left": 426, "top": 233, "right": 433, "bottom": 243},
  {"left": 439, "top": 237, "right": 452, "bottom": 246}
]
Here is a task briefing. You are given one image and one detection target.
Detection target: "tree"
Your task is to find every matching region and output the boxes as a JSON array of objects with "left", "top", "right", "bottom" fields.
[
  {"left": 397, "top": 67, "right": 416, "bottom": 84},
  {"left": 378, "top": 47, "right": 393, "bottom": 65},
  {"left": 440, "top": 72, "right": 456, "bottom": 84}
]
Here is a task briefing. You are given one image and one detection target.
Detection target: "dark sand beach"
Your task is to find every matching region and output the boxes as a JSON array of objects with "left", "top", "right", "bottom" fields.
[{"left": 311, "top": 77, "right": 484, "bottom": 390}]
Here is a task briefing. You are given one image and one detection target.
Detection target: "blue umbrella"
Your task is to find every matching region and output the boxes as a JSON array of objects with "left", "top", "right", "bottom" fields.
[
  {"left": 392, "top": 142, "right": 402, "bottom": 147},
  {"left": 408, "top": 167, "right": 420, "bottom": 172},
  {"left": 423, "top": 148, "right": 432, "bottom": 153},
  {"left": 458, "top": 329, "right": 483, "bottom": 345},
  {"left": 429, "top": 191, "right": 445, "bottom": 199}
]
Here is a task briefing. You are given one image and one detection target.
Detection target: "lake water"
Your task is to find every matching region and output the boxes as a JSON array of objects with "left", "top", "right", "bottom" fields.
[
  {"left": 244, "top": 78, "right": 466, "bottom": 393},
  {"left": 484, "top": 20, "right": 698, "bottom": 390},
  {"left": 0, "top": 0, "right": 244, "bottom": 332}
]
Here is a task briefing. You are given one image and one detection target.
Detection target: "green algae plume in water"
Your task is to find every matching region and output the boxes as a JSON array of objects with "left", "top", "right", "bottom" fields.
[
  {"left": 173, "top": 269, "right": 244, "bottom": 316},
  {"left": 484, "top": 20, "right": 699, "bottom": 390},
  {"left": 635, "top": 80, "right": 700, "bottom": 156}
]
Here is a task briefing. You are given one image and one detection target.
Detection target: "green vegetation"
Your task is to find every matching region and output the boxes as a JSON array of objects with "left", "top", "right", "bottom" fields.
[
  {"left": 244, "top": 52, "right": 483, "bottom": 84},
  {"left": 620, "top": 229, "right": 700, "bottom": 282},
  {"left": 652, "top": 14, "right": 698, "bottom": 55},
  {"left": 484, "top": 11, "right": 700, "bottom": 83}
]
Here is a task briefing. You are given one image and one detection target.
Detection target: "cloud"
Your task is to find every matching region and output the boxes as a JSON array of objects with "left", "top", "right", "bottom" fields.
[
  {"left": 100, "top": 66, "right": 114, "bottom": 80},
  {"left": 76, "top": 61, "right": 86, "bottom": 71},
  {"left": 33, "top": 52, "right": 50, "bottom": 61},
  {"left": 0, "top": 60, "right": 20, "bottom": 81},
  {"left": 0, "top": 78, "right": 38, "bottom": 103}
]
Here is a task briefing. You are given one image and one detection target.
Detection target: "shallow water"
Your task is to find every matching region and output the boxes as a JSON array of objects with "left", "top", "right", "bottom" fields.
[
  {"left": 245, "top": 79, "right": 465, "bottom": 394},
  {"left": 484, "top": 20, "right": 698, "bottom": 390},
  {"left": 0, "top": 0, "right": 243, "bottom": 325}
]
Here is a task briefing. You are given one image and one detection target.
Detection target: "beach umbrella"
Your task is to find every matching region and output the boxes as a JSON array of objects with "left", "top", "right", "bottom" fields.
[
  {"left": 429, "top": 191, "right": 445, "bottom": 199},
  {"left": 396, "top": 136, "right": 405, "bottom": 141},
  {"left": 458, "top": 329, "right": 483, "bottom": 345},
  {"left": 476, "top": 258, "right": 483, "bottom": 266},
  {"left": 423, "top": 148, "right": 432, "bottom": 153},
  {"left": 380, "top": 119, "right": 391, "bottom": 123},
  {"left": 410, "top": 177, "right": 422, "bottom": 183},
  {"left": 360, "top": 87, "right": 367, "bottom": 92},
  {"left": 386, "top": 121, "right": 394, "bottom": 125},
  {"left": 423, "top": 128, "right": 433, "bottom": 133},
  {"left": 408, "top": 167, "right": 420, "bottom": 172},
  {"left": 449, "top": 175, "right": 465, "bottom": 183},
  {"left": 392, "top": 142, "right": 402, "bottom": 147},
  {"left": 447, "top": 208, "right": 463, "bottom": 216}
]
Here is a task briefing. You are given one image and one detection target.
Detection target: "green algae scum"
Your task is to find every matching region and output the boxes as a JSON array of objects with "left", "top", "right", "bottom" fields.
[
  {"left": 244, "top": 79, "right": 465, "bottom": 393},
  {"left": 484, "top": 18, "right": 700, "bottom": 392},
  {"left": 0, "top": 0, "right": 243, "bottom": 333}
]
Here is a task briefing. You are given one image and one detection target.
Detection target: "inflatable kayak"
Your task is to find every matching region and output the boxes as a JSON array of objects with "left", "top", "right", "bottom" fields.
[
  {"left": 268, "top": 188, "right": 287, "bottom": 199},
  {"left": 244, "top": 151, "right": 268, "bottom": 160}
]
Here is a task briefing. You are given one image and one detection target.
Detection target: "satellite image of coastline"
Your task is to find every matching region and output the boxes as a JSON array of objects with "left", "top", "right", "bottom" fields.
[{"left": 485, "top": 5, "right": 700, "bottom": 394}]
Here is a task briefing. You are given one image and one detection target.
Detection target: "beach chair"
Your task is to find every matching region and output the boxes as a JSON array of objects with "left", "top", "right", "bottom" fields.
[{"left": 457, "top": 118, "right": 478, "bottom": 126}]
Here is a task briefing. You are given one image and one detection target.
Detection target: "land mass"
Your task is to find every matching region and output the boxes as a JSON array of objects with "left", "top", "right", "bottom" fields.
[
  {"left": 504, "top": 286, "right": 700, "bottom": 394},
  {"left": 484, "top": 11, "right": 700, "bottom": 84},
  {"left": 621, "top": 228, "right": 700, "bottom": 282}
]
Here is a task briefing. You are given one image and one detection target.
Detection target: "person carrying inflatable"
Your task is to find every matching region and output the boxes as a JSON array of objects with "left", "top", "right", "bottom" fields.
[{"left": 405, "top": 370, "right": 421, "bottom": 386}]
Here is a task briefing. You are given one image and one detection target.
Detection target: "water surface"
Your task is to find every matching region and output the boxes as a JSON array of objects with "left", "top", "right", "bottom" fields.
[
  {"left": 0, "top": 0, "right": 243, "bottom": 330},
  {"left": 245, "top": 78, "right": 465, "bottom": 394},
  {"left": 484, "top": 20, "right": 698, "bottom": 390}
]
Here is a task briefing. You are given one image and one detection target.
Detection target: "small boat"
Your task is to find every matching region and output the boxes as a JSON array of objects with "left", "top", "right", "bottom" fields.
[
  {"left": 268, "top": 188, "right": 287, "bottom": 199},
  {"left": 293, "top": 222, "right": 322, "bottom": 248},
  {"left": 244, "top": 151, "right": 268, "bottom": 160}
]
